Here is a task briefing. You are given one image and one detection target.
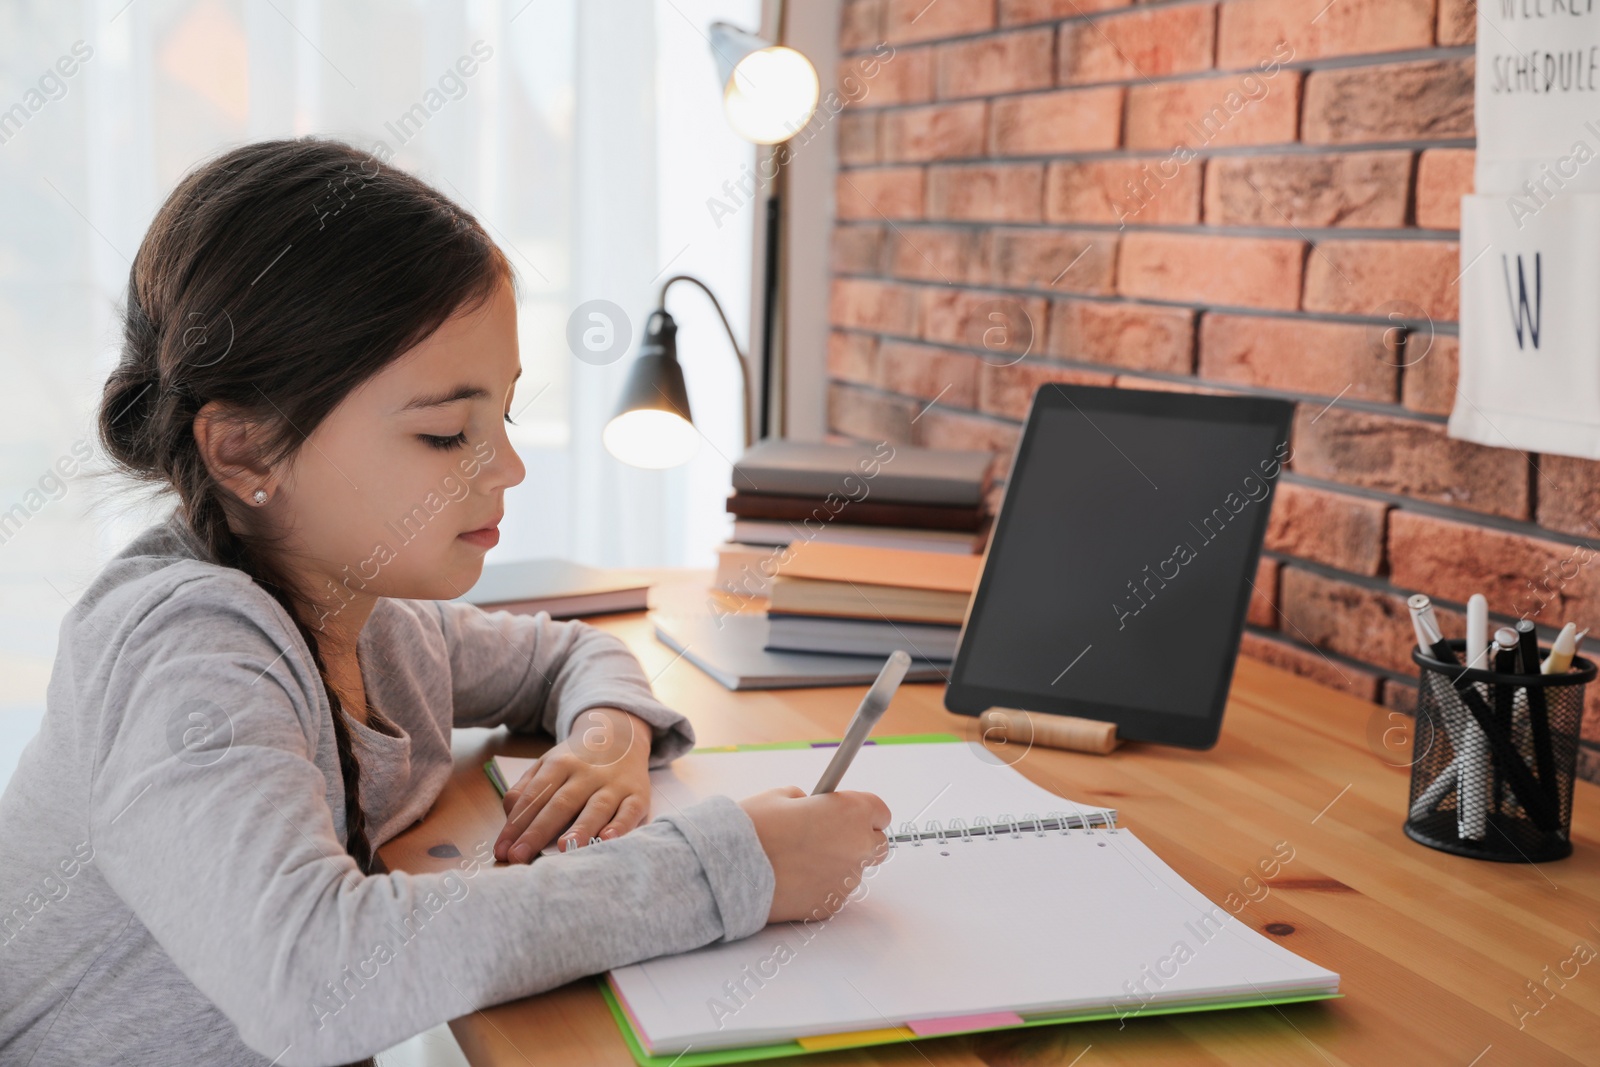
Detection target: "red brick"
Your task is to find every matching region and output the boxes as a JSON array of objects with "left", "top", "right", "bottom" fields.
[
  {"left": 880, "top": 102, "right": 987, "bottom": 162},
  {"left": 841, "top": 0, "right": 884, "bottom": 53},
  {"left": 877, "top": 340, "right": 981, "bottom": 408},
  {"left": 1416, "top": 149, "right": 1473, "bottom": 230},
  {"left": 1248, "top": 556, "right": 1280, "bottom": 628},
  {"left": 911, "top": 408, "right": 1022, "bottom": 477},
  {"left": 1381, "top": 679, "right": 1418, "bottom": 715},
  {"left": 1046, "top": 158, "right": 1203, "bottom": 226},
  {"left": 828, "top": 382, "right": 917, "bottom": 444},
  {"left": 1400, "top": 333, "right": 1459, "bottom": 417},
  {"left": 829, "top": 330, "right": 879, "bottom": 385},
  {"left": 999, "top": 0, "right": 1129, "bottom": 24},
  {"left": 1203, "top": 152, "right": 1411, "bottom": 229},
  {"left": 1534, "top": 454, "right": 1600, "bottom": 541},
  {"left": 920, "top": 288, "right": 1049, "bottom": 354},
  {"left": 1302, "top": 240, "right": 1460, "bottom": 322},
  {"left": 836, "top": 167, "right": 924, "bottom": 220},
  {"left": 1388, "top": 509, "right": 1600, "bottom": 626},
  {"left": 977, "top": 360, "right": 1117, "bottom": 420},
  {"left": 1264, "top": 482, "right": 1389, "bottom": 577},
  {"left": 830, "top": 278, "right": 921, "bottom": 334},
  {"left": 837, "top": 111, "right": 879, "bottom": 166},
  {"left": 1239, "top": 631, "right": 1382, "bottom": 701},
  {"left": 884, "top": 0, "right": 993, "bottom": 44},
  {"left": 1278, "top": 566, "right": 1463, "bottom": 677},
  {"left": 1126, "top": 72, "right": 1301, "bottom": 150},
  {"left": 884, "top": 225, "right": 986, "bottom": 284},
  {"left": 1437, "top": 0, "right": 1476, "bottom": 46},
  {"left": 840, "top": 47, "right": 934, "bottom": 106},
  {"left": 1291, "top": 406, "right": 1531, "bottom": 520},
  {"left": 934, "top": 28, "right": 1055, "bottom": 99},
  {"left": 1047, "top": 300, "right": 1196, "bottom": 374},
  {"left": 1058, "top": 4, "right": 1216, "bottom": 84},
  {"left": 1217, "top": 0, "right": 1433, "bottom": 67},
  {"left": 1302, "top": 59, "right": 1475, "bottom": 144},
  {"left": 833, "top": 224, "right": 885, "bottom": 275},
  {"left": 927, "top": 164, "right": 1044, "bottom": 222},
  {"left": 990, "top": 86, "right": 1125, "bottom": 156},
  {"left": 987, "top": 229, "right": 1118, "bottom": 295},
  {"left": 1198, "top": 313, "right": 1398, "bottom": 402},
  {"left": 1118, "top": 232, "right": 1304, "bottom": 310}
]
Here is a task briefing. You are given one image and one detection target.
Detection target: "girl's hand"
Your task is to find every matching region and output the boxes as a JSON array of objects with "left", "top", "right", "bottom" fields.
[
  {"left": 739, "top": 786, "right": 891, "bottom": 923},
  {"left": 495, "top": 707, "right": 655, "bottom": 863}
]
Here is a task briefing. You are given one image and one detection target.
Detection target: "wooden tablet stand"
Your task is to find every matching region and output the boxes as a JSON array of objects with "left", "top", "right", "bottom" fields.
[{"left": 979, "top": 707, "right": 1121, "bottom": 755}]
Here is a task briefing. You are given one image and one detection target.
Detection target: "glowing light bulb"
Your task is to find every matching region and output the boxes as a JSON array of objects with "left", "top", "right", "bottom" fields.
[
  {"left": 722, "top": 46, "right": 819, "bottom": 144},
  {"left": 603, "top": 409, "right": 699, "bottom": 469}
]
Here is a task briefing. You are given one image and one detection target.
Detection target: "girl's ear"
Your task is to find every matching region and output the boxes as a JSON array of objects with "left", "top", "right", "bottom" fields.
[{"left": 192, "top": 401, "right": 277, "bottom": 506}]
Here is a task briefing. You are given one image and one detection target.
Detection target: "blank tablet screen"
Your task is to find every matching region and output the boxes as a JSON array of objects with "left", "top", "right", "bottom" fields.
[{"left": 946, "top": 385, "right": 1293, "bottom": 748}]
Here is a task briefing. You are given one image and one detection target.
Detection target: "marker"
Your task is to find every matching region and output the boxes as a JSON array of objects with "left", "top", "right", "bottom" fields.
[
  {"left": 1542, "top": 623, "right": 1580, "bottom": 674},
  {"left": 1407, "top": 594, "right": 1482, "bottom": 839},
  {"left": 1465, "top": 594, "right": 1489, "bottom": 671},
  {"left": 1493, "top": 627, "right": 1520, "bottom": 672},
  {"left": 1407, "top": 594, "right": 1457, "bottom": 664},
  {"left": 812, "top": 650, "right": 911, "bottom": 795},
  {"left": 1514, "top": 619, "right": 1541, "bottom": 676},
  {"left": 1517, "top": 619, "right": 1558, "bottom": 806}
]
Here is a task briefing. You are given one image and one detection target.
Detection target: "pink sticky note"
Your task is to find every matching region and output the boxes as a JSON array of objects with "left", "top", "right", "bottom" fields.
[{"left": 906, "top": 1011, "right": 1024, "bottom": 1036}]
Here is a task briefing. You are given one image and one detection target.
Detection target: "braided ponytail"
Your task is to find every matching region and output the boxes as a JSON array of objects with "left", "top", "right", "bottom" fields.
[{"left": 185, "top": 490, "right": 376, "bottom": 875}]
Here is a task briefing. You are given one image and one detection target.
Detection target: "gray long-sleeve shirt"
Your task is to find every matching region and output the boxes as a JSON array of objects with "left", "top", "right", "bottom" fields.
[{"left": 0, "top": 510, "right": 775, "bottom": 1066}]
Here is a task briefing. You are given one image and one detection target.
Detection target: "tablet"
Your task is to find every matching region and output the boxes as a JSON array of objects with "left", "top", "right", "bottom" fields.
[{"left": 944, "top": 383, "right": 1294, "bottom": 749}]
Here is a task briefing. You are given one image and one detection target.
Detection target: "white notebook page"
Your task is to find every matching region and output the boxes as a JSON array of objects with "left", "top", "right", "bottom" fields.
[{"left": 611, "top": 827, "right": 1339, "bottom": 1053}]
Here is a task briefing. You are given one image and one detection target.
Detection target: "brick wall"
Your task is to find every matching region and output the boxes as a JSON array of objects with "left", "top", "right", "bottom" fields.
[{"left": 826, "top": 0, "right": 1600, "bottom": 781}]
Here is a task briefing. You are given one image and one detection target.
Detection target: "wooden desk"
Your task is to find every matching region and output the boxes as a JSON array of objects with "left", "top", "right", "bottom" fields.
[{"left": 379, "top": 590, "right": 1600, "bottom": 1066}]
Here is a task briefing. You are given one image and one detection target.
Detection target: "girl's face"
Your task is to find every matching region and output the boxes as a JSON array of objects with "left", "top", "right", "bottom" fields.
[{"left": 276, "top": 276, "right": 526, "bottom": 623}]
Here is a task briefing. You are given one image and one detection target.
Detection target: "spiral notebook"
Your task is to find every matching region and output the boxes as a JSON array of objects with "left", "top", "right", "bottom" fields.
[{"left": 485, "top": 736, "right": 1339, "bottom": 1065}]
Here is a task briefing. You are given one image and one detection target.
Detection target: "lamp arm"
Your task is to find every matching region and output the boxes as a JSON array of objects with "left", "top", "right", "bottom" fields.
[{"left": 656, "top": 274, "right": 755, "bottom": 449}]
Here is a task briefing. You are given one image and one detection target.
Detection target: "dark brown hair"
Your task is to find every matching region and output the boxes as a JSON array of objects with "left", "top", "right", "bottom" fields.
[{"left": 98, "top": 138, "right": 512, "bottom": 893}]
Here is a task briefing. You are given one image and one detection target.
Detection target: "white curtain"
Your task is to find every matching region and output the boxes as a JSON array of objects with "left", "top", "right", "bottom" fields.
[{"left": 0, "top": 0, "right": 756, "bottom": 780}]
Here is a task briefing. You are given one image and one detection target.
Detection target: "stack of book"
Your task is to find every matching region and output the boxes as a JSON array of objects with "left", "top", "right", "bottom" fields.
[
  {"left": 715, "top": 439, "right": 993, "bottom": 595},
  {"left": 763, "top": 541, "right": 983, "bottom": 664}
]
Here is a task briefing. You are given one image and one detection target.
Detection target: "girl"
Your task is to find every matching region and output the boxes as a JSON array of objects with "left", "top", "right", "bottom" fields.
[{"left": 0, "top": 138, "right": 890, "bottom": 1067}]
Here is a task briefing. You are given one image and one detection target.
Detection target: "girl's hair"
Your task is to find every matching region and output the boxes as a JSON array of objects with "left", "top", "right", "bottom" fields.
[{"left": 99, "top": 137, "right": 513, "bottom": 885}]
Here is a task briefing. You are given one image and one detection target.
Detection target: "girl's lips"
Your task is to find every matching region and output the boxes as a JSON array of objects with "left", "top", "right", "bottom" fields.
[{"left": 459, "top": 524, "right": 499, "bottom": 549}]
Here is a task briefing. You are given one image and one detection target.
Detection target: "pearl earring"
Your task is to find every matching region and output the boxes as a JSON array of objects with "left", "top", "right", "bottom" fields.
[{"left": 251, "top": 489, "right": 268, "bottom": 505}]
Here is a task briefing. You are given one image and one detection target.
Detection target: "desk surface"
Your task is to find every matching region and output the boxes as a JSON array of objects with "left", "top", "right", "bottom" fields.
[{"left": 379, "top": 582, "right": 1600, "bottom": 1066}]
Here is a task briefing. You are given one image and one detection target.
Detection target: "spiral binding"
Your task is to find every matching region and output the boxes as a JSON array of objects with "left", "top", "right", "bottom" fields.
[
  {"left": 886, "top": 809, "right": 1113, "bottom": 849},
  {"left": 554, "top": 834, "right": 605, "bottom": 852}
]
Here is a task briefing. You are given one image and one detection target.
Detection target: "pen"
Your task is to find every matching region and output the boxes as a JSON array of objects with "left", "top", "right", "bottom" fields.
[
  {"left": 812, "top": 650, "right": 911, "bottom": 795},
  {"left": 1516, "top": 619, "right": 1557, "bottom": 806},
  {"left": 1409, "top": 594, "right": 1479, "bottom": 838},
  {"left": 1407, "top": 594, "right": 1453, "bottom": 664},
  {"left": 1492, "top": 629, "right": 1518, "bottom": 817}
]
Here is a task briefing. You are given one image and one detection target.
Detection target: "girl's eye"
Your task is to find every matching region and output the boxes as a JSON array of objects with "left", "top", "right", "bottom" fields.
[{"left": 421, "top": 431, "right": 468, "bottom": 451}]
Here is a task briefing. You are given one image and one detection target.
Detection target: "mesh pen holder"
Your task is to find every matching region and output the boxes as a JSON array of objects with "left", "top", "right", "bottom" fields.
[{"left": 1406, "top": 639, "right": 1594, "bottom": 862}]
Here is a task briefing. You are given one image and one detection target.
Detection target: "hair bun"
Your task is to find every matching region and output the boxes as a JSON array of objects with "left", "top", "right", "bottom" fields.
[{"left": 97, "top": 363, "right": 163, "bottom": 473}]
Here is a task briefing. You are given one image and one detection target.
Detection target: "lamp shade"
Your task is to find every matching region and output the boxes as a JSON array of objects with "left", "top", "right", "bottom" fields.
[
  {"left": 709, "top": 20, "right": 818, "bottom": 144},
  {"left": 603, "top": 310, "right": 700, "bottom": 469}
]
